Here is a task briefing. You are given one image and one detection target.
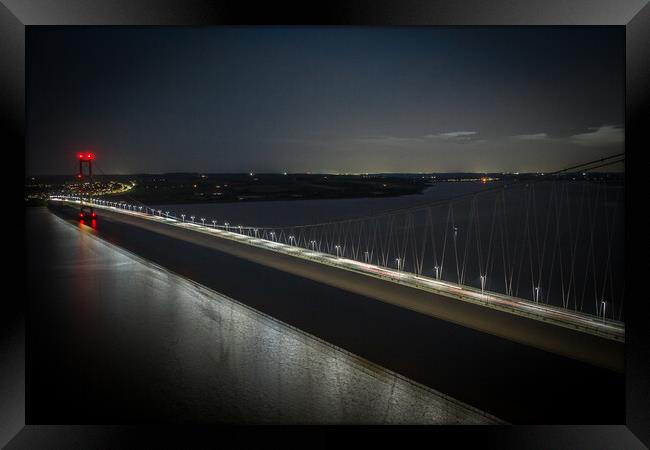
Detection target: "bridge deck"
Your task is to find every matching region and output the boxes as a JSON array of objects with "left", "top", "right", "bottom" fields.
[{"left": 54, "top": 198, "right": 624, "bottom": 344}]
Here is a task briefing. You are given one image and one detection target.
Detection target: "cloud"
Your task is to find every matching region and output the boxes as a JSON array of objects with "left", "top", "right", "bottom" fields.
[
  {"left": 355, "top": 135, "right": 421, "bottom": 146},
  {"left": 355, "top": 131, "right": 479, "bottom": 146},
  {"left": 424, "top": 131, "right": 478, "bottom": 141},
  {"left": 355, "top": 126, "right": 624, "bottom": 151},
  {"left": 511, "top": 133, "right": 549, "bottom": 141},
  {"left": 508, "top": 126, "right": 623, "bottom": 149},
  {"left": 567, "top": 125, "right": 624, "bottom": 147}
]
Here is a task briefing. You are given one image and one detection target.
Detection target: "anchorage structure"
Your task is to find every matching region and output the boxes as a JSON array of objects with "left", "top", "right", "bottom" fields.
[{"left": 77, "top": 151, "right": 97, "bottom": 219}]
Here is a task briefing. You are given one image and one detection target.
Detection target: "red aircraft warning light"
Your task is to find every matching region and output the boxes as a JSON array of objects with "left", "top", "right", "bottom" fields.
[
  {"left": 77, "top": 152, "right": 95, "bottom": 161},
  {"left": 77, "top": 151, "right": 96, "bottom": 220}
]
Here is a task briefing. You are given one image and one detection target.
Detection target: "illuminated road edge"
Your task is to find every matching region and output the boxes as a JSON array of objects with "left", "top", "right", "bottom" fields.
[{"left": 52, "top": 198, "right": 624, "bottom": 346}]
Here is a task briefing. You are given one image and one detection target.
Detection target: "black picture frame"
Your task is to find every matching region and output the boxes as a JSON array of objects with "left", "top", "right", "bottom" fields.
[{"left": 6, "top": 1, "right": 649, "bottom": 447}]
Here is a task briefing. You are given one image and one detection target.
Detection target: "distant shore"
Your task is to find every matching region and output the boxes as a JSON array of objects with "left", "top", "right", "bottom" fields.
[{"left": 26, "top": 172, "right": 624, "bottom": 206}]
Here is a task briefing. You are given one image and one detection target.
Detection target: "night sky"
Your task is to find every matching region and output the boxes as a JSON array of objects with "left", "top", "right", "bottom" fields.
[{"left": 27, "top": 27, "right": 624, "bottom": 176}]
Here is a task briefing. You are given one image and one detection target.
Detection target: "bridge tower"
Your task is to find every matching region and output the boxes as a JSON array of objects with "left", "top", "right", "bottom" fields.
[{"left": 76, "top": 151, "right": 97, "bottom": 219}]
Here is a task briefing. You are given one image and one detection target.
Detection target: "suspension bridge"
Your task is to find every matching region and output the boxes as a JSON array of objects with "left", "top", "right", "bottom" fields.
[{"left": 49, "top": 153, "right": 625, "bottom": 371}]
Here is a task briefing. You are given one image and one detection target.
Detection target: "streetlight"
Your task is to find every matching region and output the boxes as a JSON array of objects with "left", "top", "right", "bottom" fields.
[
  {"left": 364, "top": 251, "right": 369, "bottom": 263},
  {"left": 225, "top": 222, "right": 230, "bottom": 231},
  {"left": 212, "top": 220, "right": 216, "bottom": 228},
  {"left": 335, "top": 245, "right": 341, "bottom": 257},
  {"left": 190, "top": 215, "right": 195, "bottom": 223},
  {"left": 165, "top": 211, "right": 170, "bottom": 218},
  {"left": 181, "top": 214, "right": 185, "bottom": 222},
  {"left": 238, "top": 225, "right": 243, "bottom": 234},
  {"left": 270, "top": 231, "right": 275, "bottom": 241},
  {"left": 201, "top": 218, "right": 205, "bottom": 226},
  {"left": 434, "top": 265, "right": 440, "bottom": 280},
  {"left": 289, "top": 235, "right": 296, "bottom": 246},
  {"left": 601, "top": 300, "right": 607, "bottom": 322},
  {"left": 396, "top": 258, "right": 401, "bottom": 272},
  {"left": 534, "top": 286, "right": 540, "bottom": 304},
  {"left": 480, "top": 275, "right": 486, "bottom": 295},
  {"left": 254, "top": 228, "right": 259, "bottom": 238}
]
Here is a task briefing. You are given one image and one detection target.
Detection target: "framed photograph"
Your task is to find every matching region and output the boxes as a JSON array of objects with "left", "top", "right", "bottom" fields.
[{"left": 6, "top": 0, "right": 649, "bottom": 447}]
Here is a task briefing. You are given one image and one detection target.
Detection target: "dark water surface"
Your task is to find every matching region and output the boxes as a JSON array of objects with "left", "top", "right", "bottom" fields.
[{"left": 29, "top": 204, "right": 624, "bottom": 424}]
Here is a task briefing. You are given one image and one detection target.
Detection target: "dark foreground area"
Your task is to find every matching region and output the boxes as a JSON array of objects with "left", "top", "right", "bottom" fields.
[{"left": 27, "top": 205, "right": 624, "bottom": 424}]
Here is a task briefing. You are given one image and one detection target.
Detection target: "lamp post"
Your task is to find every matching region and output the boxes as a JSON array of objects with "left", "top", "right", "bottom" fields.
[
  {"left": 311, "top": 240, "right": 317, "bottom": 251},
  {"left": 434, "top": 265, "right": 440, "bottom": 280},
  {"left": 534, "top": 286, "right": 540, "bottom": 304},
  {"left": 181, "top": 214, "right": 185, "bottom": 222},
  {"left": 289, "top": 235, "right": 296, "bottom": 246},
  {"left": 212, "top": 220, "right": 216, "bottom": 228},
  {"left": 224, "top": 222, "right": 229, "bottom": 231},
  {"left": 396, "top": 258, "right": 401, "bottom": 272},
  {"left": 601, "top": 300, "right": 606, "bottom": 322},
  {"left": 480, "top": 275, "right": 486, "bottom": 295},
  {"left": 335, "top": 245, "right": 341, "bottom": 258},
  {"left": 364, "top": 251, "right": 369, "bottom": 263}
]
